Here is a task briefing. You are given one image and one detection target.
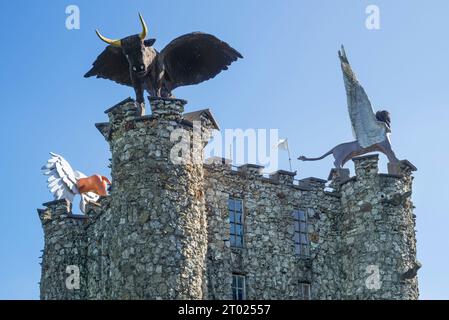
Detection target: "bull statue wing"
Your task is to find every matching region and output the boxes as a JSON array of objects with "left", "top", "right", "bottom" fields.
[
  {"left": 159, "top": 32, "right": 243, "bottom": 92},
  {"left": 339, "top": 46, "right": 387, "bottom": 148},
  {"left": 84, "top": 45, "right": 133, "bottom": 87},
  {"left": 42, "top": 153, "right": 99, "bottom": 213}
]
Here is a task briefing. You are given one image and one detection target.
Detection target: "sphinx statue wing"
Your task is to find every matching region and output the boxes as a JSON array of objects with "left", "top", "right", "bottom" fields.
[
  {"left": 84, "top": 45, "right": 133, "bottom": 87},
  {"left": 159, "top": 32, "right": 242, "bottom": 92},
  {"left": 339, "top": 46, "right": 386, "bottom": 148},
  {"left": 42, "top": 152, "right": 80, "bottom": 203}
]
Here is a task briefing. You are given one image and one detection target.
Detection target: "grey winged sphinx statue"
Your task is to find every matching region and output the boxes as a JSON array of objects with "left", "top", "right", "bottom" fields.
[
  {"left": 298, "top": 46, "right": 400, "bottom": 168},
  {"left": 84, "top": 13, "right": 242, "bottom": 114}
]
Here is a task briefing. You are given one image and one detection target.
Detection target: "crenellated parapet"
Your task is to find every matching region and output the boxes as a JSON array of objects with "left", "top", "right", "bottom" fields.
[{"left": 203, "top": 158, "right": 324, "bottom": 191}]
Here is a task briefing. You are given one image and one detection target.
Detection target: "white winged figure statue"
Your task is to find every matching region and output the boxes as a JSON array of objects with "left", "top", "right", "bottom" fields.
[
  {"left": 42, "top": 152, "right": 111, "bottom": 213},
  {"left": 299, "top": 46, "right": 400, "bottom": 168}
]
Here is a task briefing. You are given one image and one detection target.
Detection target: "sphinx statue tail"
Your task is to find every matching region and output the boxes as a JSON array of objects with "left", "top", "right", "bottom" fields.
[{"left": 298, "top": 149, "right": 333, "bottom": 162}]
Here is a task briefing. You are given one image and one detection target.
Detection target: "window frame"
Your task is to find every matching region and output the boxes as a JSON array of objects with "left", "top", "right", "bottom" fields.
[
  {"left": 232, "top": 274, "right": 246, "bottom": 300},
  {"left": 300, "top": 282, "right": 311, "bottom": 300},
  {"left": 228, "top": 197, "right": 244, "bottom": 248},
  {"left": 292, "top": 208, "right": 310, "bottom": 257}
]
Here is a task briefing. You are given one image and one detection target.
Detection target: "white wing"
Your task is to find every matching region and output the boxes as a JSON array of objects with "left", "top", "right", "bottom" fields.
[
  {"left": 42, "top": 152, "right": 79, "bottom": 203},
  {"left": 339, "top": 46, "right": 387, "bottom": 148}
]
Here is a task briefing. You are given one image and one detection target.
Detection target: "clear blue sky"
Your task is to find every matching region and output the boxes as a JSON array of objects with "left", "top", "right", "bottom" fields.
[{"left": 0, "top": 0, "right": 447, "bottom": 299}]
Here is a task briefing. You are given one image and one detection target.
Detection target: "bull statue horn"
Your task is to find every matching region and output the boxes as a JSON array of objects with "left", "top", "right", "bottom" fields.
[
  {"left": 138, "top": 13, "right": 148, "bottom": 40},
  {"left": 95, "top": 29, "right": 121, "bottom": 47}
]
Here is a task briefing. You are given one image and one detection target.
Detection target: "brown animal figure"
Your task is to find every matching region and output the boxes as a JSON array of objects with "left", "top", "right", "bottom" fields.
[{"left": 77, "top": 175, "right": 111, "bottom": 196}]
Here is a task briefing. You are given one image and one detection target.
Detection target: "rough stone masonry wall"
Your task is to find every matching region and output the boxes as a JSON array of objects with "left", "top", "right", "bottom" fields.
[
  {"left": 308, "top": 183, "right": 344, "bottom": 300},
  {"left": 203, "top": 161, "right": 342, "bottom": 300},
  {"left": 94, "top": 98, "right": 209, "bottom": 299},
  {"left": 85, "top": 196, "right": 113, "bottom": 299},
  {"left": 38, "top": 200, "right": 88, "bottom": 300},
  {"left": 337, "top": 155, "right": 419, "bottom": 299}
]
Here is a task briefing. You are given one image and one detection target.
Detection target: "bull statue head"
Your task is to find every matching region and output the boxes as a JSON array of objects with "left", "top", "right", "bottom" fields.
[{"left": 95, "top": 13, "right": 156, "bottom": 78}]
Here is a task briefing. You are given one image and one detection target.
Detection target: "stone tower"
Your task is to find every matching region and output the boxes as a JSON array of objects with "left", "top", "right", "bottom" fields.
[
  {"left": 334, "top": 155, "right": 420, "bottom": 299},
  {"left": 38, "top": 200, "right": 88, "bottom": 299},
  {"left": 97, "top": 97, "right": 210, "bottom": 299}
]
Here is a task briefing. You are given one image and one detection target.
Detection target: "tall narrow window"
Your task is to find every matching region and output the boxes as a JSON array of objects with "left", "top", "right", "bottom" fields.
[
  {"left": 232, "top": 274, "right": 246, "bottom": 300},
  {"left": 229, "top": 198, "right": 244, "bottom": 248},
  {"left": 292, "top": 209, "right": 309, "bottom": 257},
  {"left": 300, "top": 282, "right": 311, "bottom": 300}
]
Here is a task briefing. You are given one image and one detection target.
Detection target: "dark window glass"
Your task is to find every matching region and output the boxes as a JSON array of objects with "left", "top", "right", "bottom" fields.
[
  {"left": 228, "top": 199, "right": 235, "bottom": 211},
  {"left": 235, "top": 212, "right": 242, "bottom": 224},
  {"left": 300, "top": 282, "right": 311, "bottom": 300},
  {"left": 293, "top": 209, "right": 309, "bottom": 257},
  {"left": 232, "top": 274, "right": 246, "bottom": 300},
  {"left": 229, "top": 198, "right": 244, "bottom": 248}
]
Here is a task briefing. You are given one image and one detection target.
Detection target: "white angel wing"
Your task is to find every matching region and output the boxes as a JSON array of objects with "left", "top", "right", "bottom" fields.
[
  {"left": 42, "top": 152, "right": 79, "bottom": 203},
  {"left": 339, "top": 46, "right": 387, "bottom": 148}
]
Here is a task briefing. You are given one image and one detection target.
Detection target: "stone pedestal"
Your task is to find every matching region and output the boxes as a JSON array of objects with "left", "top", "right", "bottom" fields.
[
  {"left": 328, "top": 168, "right": 350, "bottom": 191},
  {"left": 387, "top": 160, "right": 417, "bottom": 176}
]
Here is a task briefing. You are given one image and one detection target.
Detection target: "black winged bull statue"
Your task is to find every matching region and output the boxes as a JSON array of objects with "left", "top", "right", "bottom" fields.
[
  {"left": 85, "top": 13, "right": 242, "bottom": 114},
  {"left": 298, "top": 46, "right": 400, "bottom": 169}
]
